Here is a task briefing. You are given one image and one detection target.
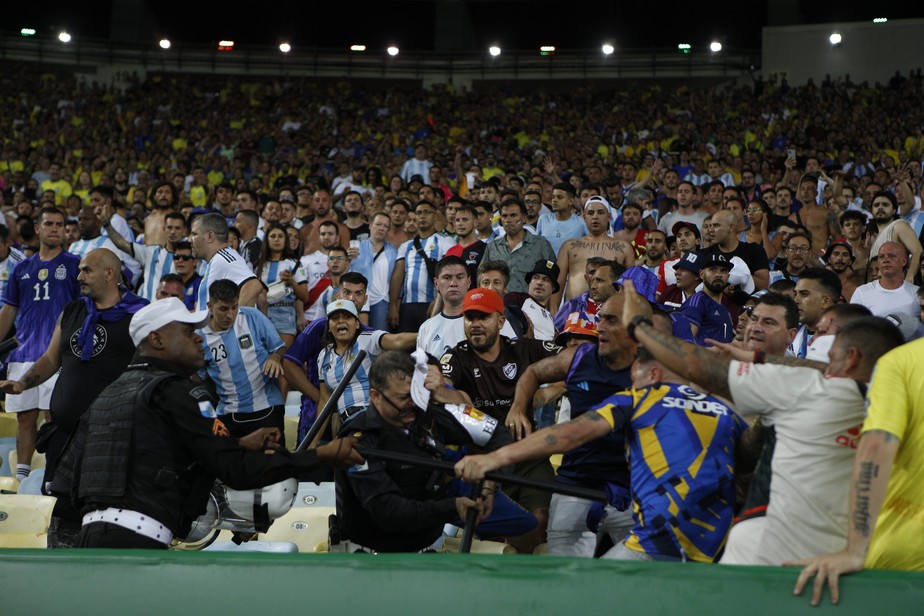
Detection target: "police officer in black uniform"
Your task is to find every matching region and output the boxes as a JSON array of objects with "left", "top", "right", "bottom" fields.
[
  {"left": 53, "top": 298, "right": 362, "bottom": 549},
  {"left": 334, "top": 351, "right": 536, "bottom": 553}
]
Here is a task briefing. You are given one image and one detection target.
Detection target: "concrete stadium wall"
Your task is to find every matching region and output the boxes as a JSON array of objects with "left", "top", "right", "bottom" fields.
[{"left": 762, "top": 19, "right": 924, "bottom": 85}]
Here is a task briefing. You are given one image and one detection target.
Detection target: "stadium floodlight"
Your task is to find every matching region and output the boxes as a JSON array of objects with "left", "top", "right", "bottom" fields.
[
  {"left": 489, "top": 45, "right": 501, "bottom": 57},
  {"left": 829, "top": 32, "right": 842, "bottom": 46},
  {"left": 677, "top": 43, "right": 691, "bottom": 54},
  {"left": 58, "top": 31, "right": 71, "bottom": 43},
  {"left": 602, "top": 43, "right": 614, "bottom": 55},
  {"left": 159, "top": 39, "right": 171, "bottom": 50},
  {"left": 279, "top": 42, "right": 291, "bottom": 53},
  {"left": 218, "top": 40, "right": 235, "bottom": 50},
  {"left": 540, "top": 45, "right": 556, "bottom": 53},
  {"left": 20, "top": 28, "right": 36, "bottom": 37},
  {"left": 387, "top": 46, "right": 399, "bottom": 56},
  {"left": 873, "top": 17, "right": 887, "bottom": 24},
  {"left": 350, "top": 44, "right": 366, "bottom": 52},
  {"left": 710, "top": 41, "right": 722, "bottom": 53}
]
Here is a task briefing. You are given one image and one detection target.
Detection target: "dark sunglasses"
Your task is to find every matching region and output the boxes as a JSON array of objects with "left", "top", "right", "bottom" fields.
[{"left": 174, "top": 255, "right": 195, "bottom": 261}]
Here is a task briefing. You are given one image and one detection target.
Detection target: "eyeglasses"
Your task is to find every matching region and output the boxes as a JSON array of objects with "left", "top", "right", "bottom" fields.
[
  {"left": 376, "top": 390, "right": 417, "bottom": 417},
  {"left": 788, "top": 246, "right": 810, "bottom": 253},
  {"left": 174, "top": 255, "right": 195, "bottom": 261}
]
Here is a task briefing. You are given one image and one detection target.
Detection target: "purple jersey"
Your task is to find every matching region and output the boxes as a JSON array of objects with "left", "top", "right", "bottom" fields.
[{"left": 2, "top": 251, "right": 81, "bottom": 362}]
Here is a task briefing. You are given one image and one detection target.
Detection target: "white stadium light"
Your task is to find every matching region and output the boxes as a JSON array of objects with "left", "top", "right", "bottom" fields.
[
  {"left": 159, "top": 38, "right": 171, "bottom": 50},
  {"left": 489, "top": 45, "right": 501, "bottom": 57},
  {"left": 387, "top": 46, "right": 399, "bottom": 56},
  {"left": 350, "top": 44, "right": 366, "bottom": 52},
  {"left": 873, "top": 17, "right": 888, "bottom": 24},
  {"left": 829, "top": 32, "right": 842, "bottom": 45},
  {"left": 601, "top": 43, "right": 614, "bottom": 55},
  {"left": 58, "top": 31, "right": 72, "bottom": 43},
  {"left": 710, "top": 41, "right": 722, "bottom": 53},
  {"left": 279, "top": 42, "right": 291, "bottom": 53}
]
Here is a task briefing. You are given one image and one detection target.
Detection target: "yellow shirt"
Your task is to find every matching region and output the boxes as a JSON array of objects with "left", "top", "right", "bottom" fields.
[
  {"left": 862, "top": 338, "right": 924, "bottom": 570},
  {"left": 40, "top": 179, "right": 72, "bottom": 202}
]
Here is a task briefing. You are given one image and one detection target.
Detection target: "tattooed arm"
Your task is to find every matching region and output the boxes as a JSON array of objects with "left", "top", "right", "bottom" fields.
[
  {"left": 705, "top": 338, "right": 829, "bottom": 372},
  {"left": 0, "top": 316, "right": 62, "bottom": 395},
  {"left": 454, "top": 411, "right": 611, "bottom": 482},
  {"left": 789, "top": 429, "right": 901, "bottom": 606}
]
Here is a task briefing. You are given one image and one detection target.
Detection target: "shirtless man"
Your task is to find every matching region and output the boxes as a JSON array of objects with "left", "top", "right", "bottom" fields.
[
  {"left": 299, "top": 189, "right": 350, "bottom": 255},
  {"left": 789, "top": 176, "right": 840, "bottom": 259},
  {"left": 839, "top": 210, "right": 870, "bottom": 283},
  {"left": 552, "top": 196, "right": 634, "bottom": 308}
]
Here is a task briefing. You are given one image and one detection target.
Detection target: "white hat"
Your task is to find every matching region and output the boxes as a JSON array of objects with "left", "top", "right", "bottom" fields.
[
  {"left": 130, "top": 298, "right": 209, "bottom": 346},
  {"left": 326, "top": 299, "right": 358, "bottom": 318}
]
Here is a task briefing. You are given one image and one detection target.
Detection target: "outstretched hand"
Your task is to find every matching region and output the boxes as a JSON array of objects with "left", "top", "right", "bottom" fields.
[{"left": 787, "top": 551, "right": 865, "bottom": 606}]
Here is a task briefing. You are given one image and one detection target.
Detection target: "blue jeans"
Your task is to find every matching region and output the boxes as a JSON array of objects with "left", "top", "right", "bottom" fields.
[{"left": 369, "top": 300, "right": 389, "bottom": 332}]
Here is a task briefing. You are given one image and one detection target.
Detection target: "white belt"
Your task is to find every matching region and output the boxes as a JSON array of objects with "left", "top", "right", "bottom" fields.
[{"left": 83, "top": 508, "right": 174, "bottom": 545}]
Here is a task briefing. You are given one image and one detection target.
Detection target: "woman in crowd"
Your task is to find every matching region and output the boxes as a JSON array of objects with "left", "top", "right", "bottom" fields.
[
  {"left": 257, "top": 223, "right": 309, "bottom": 348},
  {"left": 743, "top": 198, "right": 777, "bottom": 260}
]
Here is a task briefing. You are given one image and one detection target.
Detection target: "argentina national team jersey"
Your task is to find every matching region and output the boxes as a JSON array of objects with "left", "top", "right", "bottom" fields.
[
  {"left": 198, "top": 307, "right": 285, "bottom": 414},
  {"left": 69, "top": 236, "right": 142, "bottom": 287},
  {"left": 593, "top": 382, "right": 745, "bottom": 562},
  {"left": 2, "top": 251, "right": 81, "bottom": 362},
  {"left": 133, "top": 244, "right": 176, "bottom": 301},
  {"left": 197, "top": 247, "right": 258, "bottom": 310},
  {"left": 318, "top": 330, "right": 386, "bottom": 417},
  {"left": 397, "top": 234, "right": 454, "bottom": 304}
]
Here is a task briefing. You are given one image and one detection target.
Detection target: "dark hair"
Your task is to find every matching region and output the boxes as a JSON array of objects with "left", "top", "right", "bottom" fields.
[
  {"left": 90, "top": 185, "right": 114, "bottom": 200},
  {"left": 237, "top": 209, "right": 259, "bottom": 226},
  {"left": 621, "top": 201, "right": 644, "bottom": 215},
  {"left": 472, "top": 201, "right": 493, "bottom": 215},
  {"left": 227, "top": 226, "right": 241, "bottom": 241},
  {"left": 164, "top": 211, "right": 187, "bottom": 226},
  {"left": 454, "top": 204, "right": 477, "bottom": 220},
  {"left": 834, "top": 317, "right": 905, "bottom": 372},
  {"left": 173, "top": 240, "right": 192, "bottom": 252},
  {"left": 500, "top": 199, "right": 527, "bottom": 217},
  {"left": 149, "top": 181, "right": 178, "bottom": 206},
  {"left": 871, "top": 190, "right": 898, "bottom": 214},
  {"left": 755, "top": 292, "right": 800, "bottom": 329},
  {"left": 435, "top": 255, "right": 468, "bottom": 278},
  {"left": 553, "top": 182, "right": 576, "bottom": 197},
  {"left": 328, "top": 245, "right": 348, "bottom": 259},
  {"left": 339, "top": 271, "right": 368, "bottom": 288},
  {"left": 768, "top": 278, "right": 796, "bottom": 295},
  {"left": 257, "top": 223, "right": 296, "bottom": 276},
  {"left": 477, "top": 259, "right": 510, "bottom": 285},
  {"left": 209, "top": 279, "right": 240, "bottom": 303},
  {"left": 821, "top": 303, "right": 872, "bottom": 328},
  {"left": 586, "top": 256, "right": 610, "bottom": 268},
  {"left": 319, "top": 220, "right": 339, "bottom": 234},
  {"left": 236, "top": 189, "right": 259, "bottom": 204},
  {"left": 369, "top": 351, "right": 414, "bottom": 393},
  {"left": 797, "top": 267, "right": 842, "bottom": 300},
  {"left": 598, "top": 260, "right": 627, "bottom": 281},
  {"left": 840, "top": 210, "right": 867, "bottom": 227},
  {"left": 159, "top": 273, "right": 184, "bottom": 286}
]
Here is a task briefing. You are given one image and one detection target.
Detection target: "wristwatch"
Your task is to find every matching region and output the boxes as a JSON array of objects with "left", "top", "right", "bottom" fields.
[{"left": 626, "top": 315, "right": 653, "bottom": 342}]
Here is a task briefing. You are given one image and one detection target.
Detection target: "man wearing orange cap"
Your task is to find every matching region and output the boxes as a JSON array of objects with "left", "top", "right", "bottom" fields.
[{"left": 433, "top": 288, "right": 562, "bottom": 553}]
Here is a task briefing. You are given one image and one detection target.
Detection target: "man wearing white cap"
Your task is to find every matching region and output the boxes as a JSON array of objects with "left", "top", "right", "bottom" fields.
[{"left": 51, "top": 297, "right": 362, "bottom": 549}]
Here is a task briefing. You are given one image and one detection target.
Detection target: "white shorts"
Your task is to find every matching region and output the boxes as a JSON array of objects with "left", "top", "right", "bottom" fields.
[
  {"left": 4, "top": 362, "right": 58, "bottom": 413},
  {"left": 719, "top": 516, "right": 766, "bottom": 565}
]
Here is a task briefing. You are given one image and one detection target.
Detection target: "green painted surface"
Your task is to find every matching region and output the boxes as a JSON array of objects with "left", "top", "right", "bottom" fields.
[{"left": 2, "top": 549, "right": 922, "bottom": 615}]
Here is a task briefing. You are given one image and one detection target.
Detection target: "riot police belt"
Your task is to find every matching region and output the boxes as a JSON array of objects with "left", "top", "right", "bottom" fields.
[{"left": 82, "top": 508, "right": 174, "bottom": 545}]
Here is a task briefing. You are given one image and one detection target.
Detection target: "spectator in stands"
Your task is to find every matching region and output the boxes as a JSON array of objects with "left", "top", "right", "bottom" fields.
[
  {"left": 658, "top": 181, "right": 708, "bottom": 236},
  {"left": 350, "top": 211, "right": 396, "bottom": 331},
  {"left": 537, "top": 183, "right": 587, "bottom": 256},
  {"left": 444, "top": 203, "right": 486, "bottom": 282},
  {"left": 770, "top": 232, "right": 813, "bottom": 285},
  {"left": 188, "top": 212, "right": 262, "bottom": 309},
  {"left": 850, "top": 242, "right": 920, "bottom": 316},
  {"left": 301, "top": 220, "right": 342, "bottom": 322},
  {"left": 824, "top": 240, "right": 860, "bottom": 301},
  {"left": 790, "top": 268, "right": 843, "bottom": 358},
  {"left": 867, "top": 191, "right": 922, "bottom": 282},
  {"left": 257, "top": 223, "right": 310, "bottom": 347},
  {"left": 703, "top": 208, "right": 770, "bottom": 291},
  {"left": 171, "top": 241, "right": 201, "bottom": 310},
  {"left": 483, "top": 199, "right": 556, "bottom": 295},
  {"left": 234, "top": 209, "right": 262, "bottom": 272},
  {"left": 155, "top": 273, "right": 185, "bottom": 301},
  {"left": 69, "top": 205, "right": 142, "bottom": 288},
  {"left": 553, "top": 256, "right": 610, "bottom": 329}
]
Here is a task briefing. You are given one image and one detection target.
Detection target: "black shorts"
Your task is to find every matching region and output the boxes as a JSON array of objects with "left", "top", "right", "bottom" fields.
[
  {"left": 222, "top": 405, "right": 285, "bottom": 438},
  {"left": 504, "top": 457, "right": 555, "bottom": 514}
]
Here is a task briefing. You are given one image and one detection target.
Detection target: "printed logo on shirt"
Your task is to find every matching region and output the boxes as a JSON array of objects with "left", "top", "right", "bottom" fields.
[
  {"left": 440, "top": 353, "right": 452, "bottom": 364},
  {"left": 542, "top": 341, "right": 561, "bottom": 353},
  {"left": 835, "top": 425, "right": 862, "bottom": 449},
  {"left": 38, "top": 268, "right": 48, "bottom": 281},
  {"left": 68, "top": 324, "right": 107, "bottom": 358},
  {"left": 55, "top": 264, "right": 67, "bottom": 280},
  {"left": 472, "top": 368, "right": 481, "bottom": 378},
  {"left": 20, "top": 273, "right": 29, "bottom": 280},
  {"left": 502, "top": 363, "right": 517, "bottom": 380},
  {"left": 212, "top": 418, "right": 230, "bottom": 437},
  {"left": 238, "top": 334, "right": 253, "bottom": 350},
  {"left": 198, "top": 401, "right": 217, "bottom": 418}
]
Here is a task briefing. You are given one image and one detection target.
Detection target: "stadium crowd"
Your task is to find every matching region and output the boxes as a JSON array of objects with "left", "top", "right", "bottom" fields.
[{"left": 1, "top": 60, "right": 923, "bottom": 601}]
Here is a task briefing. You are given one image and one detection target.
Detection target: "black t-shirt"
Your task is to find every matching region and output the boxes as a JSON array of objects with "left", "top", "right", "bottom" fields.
[
  {"left": 440, "top": 336, "right": 562, "bottom": 423},
  {"left": 704, "top": 241, "right": 770, "bottom": 276},
  {"left": 348, "top": 223, "right": 370, "bottom": 241},
  {"left": 51, "top": 299, "right": 139, "bottom": 432}
]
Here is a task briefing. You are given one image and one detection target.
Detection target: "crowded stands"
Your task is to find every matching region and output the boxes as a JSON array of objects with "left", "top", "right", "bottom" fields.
[{"left": 1, "top": 59, "right": 923, "bottom": 599}]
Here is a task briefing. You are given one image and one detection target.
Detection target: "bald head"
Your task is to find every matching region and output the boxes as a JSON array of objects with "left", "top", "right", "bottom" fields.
[{"left": 78, "top": 248, "right": 123, "bottom": 301}]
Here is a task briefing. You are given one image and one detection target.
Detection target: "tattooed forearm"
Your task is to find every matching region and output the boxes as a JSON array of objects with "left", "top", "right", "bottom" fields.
[
  {"left": 545, "top": 434, "right": 558, "bottom": 446},
  {"left": 853, "top": 461, "right": 878, "bottom": 537},
  {"left": 636, "top": 323, "right": 732, "bottom": 398}
]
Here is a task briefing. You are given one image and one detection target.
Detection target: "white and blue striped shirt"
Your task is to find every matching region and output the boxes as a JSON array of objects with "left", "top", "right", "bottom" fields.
[
  {"left": 318, "top": 330, "right": 386, "bottom": 418},
  {"left": 260, "top": 258, "right": 306, "bottom": 304},
  {"left": 198, "top": 306, "right": 285, "bottom": 415},
  {"left": 399, "top": 158, "right": 433, "bottom": 184},
  {"left": 397, "top": 234, "right": 455, "bottom": 304},
  {"left": 133, "top": 244, "right": 176, "bottom": 301},
  {"left": 197, "top": 247, "right": 258, "bottom": 310},
  {"left": 0, "top": 247, "right": 25, "bottom": 299},
  {"left": 69, "top": 236, "right": 142, "bottom": 288}
]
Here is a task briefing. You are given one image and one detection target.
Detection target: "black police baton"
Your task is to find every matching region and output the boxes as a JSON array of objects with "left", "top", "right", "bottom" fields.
[
  {"left": 358, "top": 448, "right": 608, "bottom": 502},
  {"left": 0, "top": 338, "right": 19, "bottom": 359},
  {"left": 295, "top": 350, "right": 368, "bottom": 452}
]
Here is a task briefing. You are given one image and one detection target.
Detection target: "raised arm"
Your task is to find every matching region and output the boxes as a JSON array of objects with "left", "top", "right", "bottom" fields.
[
  {"left": 622, "top": 280, "right": 732, "bottom": 399},
  {"left": 99, "top": 204, "right": 137, "bottom": 257},
  {"left": 506, "top": 347, "right": 576, "bottom": 440}
]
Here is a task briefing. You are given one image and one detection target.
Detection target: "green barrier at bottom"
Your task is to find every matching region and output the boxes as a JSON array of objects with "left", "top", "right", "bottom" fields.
[{"left": 2, "top": 549, "right": 922, "bottom": 615}]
